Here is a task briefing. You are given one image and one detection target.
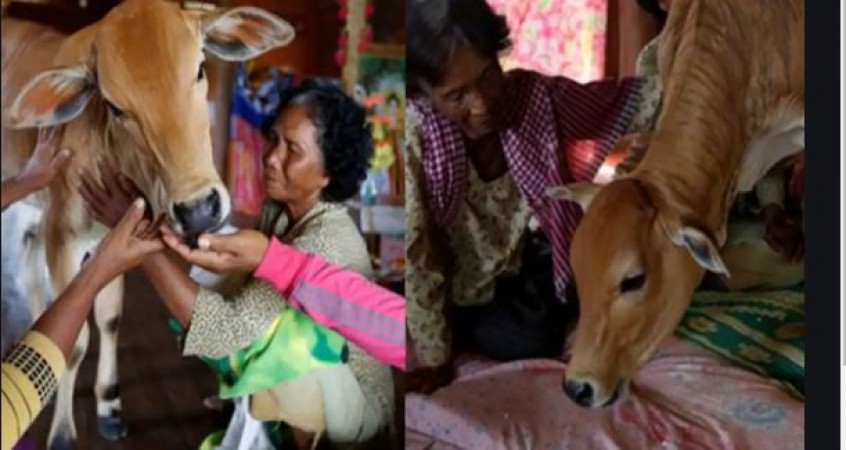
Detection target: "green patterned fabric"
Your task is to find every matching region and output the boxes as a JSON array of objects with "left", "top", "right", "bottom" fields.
[
  {"left": 216, "top": 308, "right": 346, "bottom": 398},
  {"left": 675, "top": 290, "right": 804, "bottom": 400},
  {"left": 171, "top": 308, "right": 347, "bottom": 398}
]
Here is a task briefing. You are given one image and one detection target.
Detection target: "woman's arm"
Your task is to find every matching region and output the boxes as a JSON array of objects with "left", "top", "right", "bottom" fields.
[
  {"left": 159, "top": 226, "right": 406, "bottom": 369},
  {"left": 404, "top": 112, "right": 453, "bottom": 371},
  {"left": 31, "top": 198, "right": 159, "bottom": 359},
  {"left": 78, "top": 165, "right": 283, "bottom": 358},
  {"left": 1, "top": 127, "right": 70, "bottom": 210},
  {"left": 2, "top": 176, "right": 42, "bottom": 210},
  {"left": 76, "top": 160, "right": 201, "bottom": 327},
  {"left": 254, "top": 237, "right": 406, "bottom": 369},
  {"left": 139, "top": 252, "right": 199, "bottom": 327},
  {"left": 138, "top": 249, "right": 281, "bottom": 359},
  {"left": 2, "top": 200, "right": 161, "bottom": 450},
  {"left": 137, "top": 249, "right": 279, "bottom": 358}
]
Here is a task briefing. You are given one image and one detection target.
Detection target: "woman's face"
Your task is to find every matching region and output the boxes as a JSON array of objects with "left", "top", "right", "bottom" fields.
[
  {"left": 426, "top": 43, "right": 507, "bottom": 141},
  {"left": 263, "top": 104, "right": 329, "bottom": 205}
]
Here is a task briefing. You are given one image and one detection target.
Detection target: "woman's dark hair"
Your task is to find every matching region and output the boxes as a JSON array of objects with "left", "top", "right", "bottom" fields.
[
  {"left": 269, "top": 79, "right": 372, "bottom": 202},
  {"left": 407, "top": 0, "right": 511, "bottom": 96}
]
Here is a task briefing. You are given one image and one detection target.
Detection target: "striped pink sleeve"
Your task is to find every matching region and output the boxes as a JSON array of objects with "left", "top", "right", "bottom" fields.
[{"left": 254, "top": 237, "right": 406, "bottom": 370}]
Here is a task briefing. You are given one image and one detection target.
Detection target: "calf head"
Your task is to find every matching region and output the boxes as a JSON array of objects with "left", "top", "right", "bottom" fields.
[
  {"left": 547, "top": 178, "right": 728, "bottom": 408},
  {"left": 4, "top": 0, "right": 294, "bottom": 237}
]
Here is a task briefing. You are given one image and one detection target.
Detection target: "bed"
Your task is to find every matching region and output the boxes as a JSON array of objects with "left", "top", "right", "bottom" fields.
[{"left": 405, "top": 291, "right": 805, "bottom": 450}]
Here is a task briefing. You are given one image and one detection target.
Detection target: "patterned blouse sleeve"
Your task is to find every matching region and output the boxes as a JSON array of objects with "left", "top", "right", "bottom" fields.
[
  {"left": 182, "top": 280, "right": 285, "bottom": 358},
  {"left": 618, "top": 36, "right": 664, "bottom": 176},
  {"left": 404, "top": 108, "right": 452, "bottom": 369}
]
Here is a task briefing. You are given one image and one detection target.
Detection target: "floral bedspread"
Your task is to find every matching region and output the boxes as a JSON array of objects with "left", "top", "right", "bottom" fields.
[{"left": 406, "top": 337, "right": 803, "bottom": 450}]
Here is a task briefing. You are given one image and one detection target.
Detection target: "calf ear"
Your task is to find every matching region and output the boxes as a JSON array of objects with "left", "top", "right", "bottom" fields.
[
  {"left": 669, "top": 225, "right": 730, "bottom": 276},
  {"left": 200, "top": 7, "right": 295, "bottom": 62},
  {"left": 545, "top": 182, "right": 601, "bottom": 211},
  {"left": 4, "top": 65, "right": 94, "bottom": 129}
]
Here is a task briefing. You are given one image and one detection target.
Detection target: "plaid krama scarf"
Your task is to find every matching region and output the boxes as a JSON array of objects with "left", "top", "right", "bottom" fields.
[{"left": 410, "top": 70, "right": 643, "bottom": 300}]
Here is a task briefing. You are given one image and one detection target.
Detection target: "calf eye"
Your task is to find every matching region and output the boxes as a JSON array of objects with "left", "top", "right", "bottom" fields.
[
  {"left": 198, "top": 61, "right": 207, "bottom": 82},
  {"left": 104, "top": 99, "right": 124, "bottom": 118},
  {"left": 620, "top": 273, "right": 646, "bottom": 293}
]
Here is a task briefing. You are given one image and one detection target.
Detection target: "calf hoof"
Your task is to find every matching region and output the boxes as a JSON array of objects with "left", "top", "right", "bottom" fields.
[
  {"left": 48, "top": 436, "right": 77, "bottom": 450},
  {"left": 97, "top": 416, "right": 128, "bottom": 441}
]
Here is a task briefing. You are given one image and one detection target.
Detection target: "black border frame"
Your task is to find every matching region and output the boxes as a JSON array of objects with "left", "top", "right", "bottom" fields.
[{"left": 806, "top": 0, "right": 841, "bottom": 448}]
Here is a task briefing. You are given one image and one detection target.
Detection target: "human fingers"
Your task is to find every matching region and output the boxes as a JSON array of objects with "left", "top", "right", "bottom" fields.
[
  {"left": 79, "top": 170, "right": 110, "bottom": 205},
  {"left": 78, "top": 173, "right": 113, "bottom": 224},
  {"left": 113, "top": 198, "right": 148, "bottom": 236},
  {"left": 97, "top": 160, "right": 122, "bottom": 188},
  {"left": 48, "top": 148, "right": 73, "bottom": 171},
  {"left": 160, "top": 225, "right": 194, "bottom": 256},
  {"left": 35, "top": 126, "right": 60, "bottom": 147},
  {"left": 196, "top": 233, "right": 245, "bottom": 254},
  {"left": 134, "top": 238, "right": 165, "bottom": 256},
  {"left": 116, "top": 173, "right": 143, "bottom": 198},
  {"left": 33, "top": 126, "right": 64, "bottom": 159},
  {"left": 138, "top": 214, "right": 167, "bottom": 240},
  {"left": 199, "top": 230, "right": 268, "bottom": 264},
  {"left": 163, "top": 234, "right": 229, "bottom": 272}
]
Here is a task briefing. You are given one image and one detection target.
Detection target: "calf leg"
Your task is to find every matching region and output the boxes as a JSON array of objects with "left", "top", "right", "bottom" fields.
[
  {"left": 44, "top": 222, "right": 98, "bottom": 450},
  {"left": 93, "top": 276, "right": 128, "bottom": 441},
  {"left": 47, "top": 323, "right": 89, "bottom": 450}
]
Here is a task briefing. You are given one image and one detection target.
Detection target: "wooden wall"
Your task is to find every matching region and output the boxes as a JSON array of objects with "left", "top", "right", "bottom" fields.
[
  {"left": 237, "top": 0, "right": 342, "bottom": 79},
  {"left": 208, "top": 0, "right": 344, "bottom": 182},
  {"left": 604, "top": 0, "right": 662, "bottom": 78},
  {"left": 4, "top": 0, "right": 119, "bottom": 31}
]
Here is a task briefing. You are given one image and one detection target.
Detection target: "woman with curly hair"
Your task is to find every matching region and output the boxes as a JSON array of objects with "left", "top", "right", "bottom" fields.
[{"left": 80, "top": 80, "right": 399, "bottom": 449}]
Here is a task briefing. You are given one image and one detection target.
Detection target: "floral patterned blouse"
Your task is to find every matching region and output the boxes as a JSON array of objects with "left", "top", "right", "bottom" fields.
[{"left": 405, "top": 107, "right": 533, "bottom": 368}]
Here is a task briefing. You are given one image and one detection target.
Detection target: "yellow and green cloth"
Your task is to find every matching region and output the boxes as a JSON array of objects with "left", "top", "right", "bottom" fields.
[
  {"left": 171, "top": 308, "right": 347, "bottom": 449},
  {"left": 170, "top": 307, "right": 348, "bottom": 398},
  {"left": 676, "top": 289, "right": 804, "bottom": 400}
]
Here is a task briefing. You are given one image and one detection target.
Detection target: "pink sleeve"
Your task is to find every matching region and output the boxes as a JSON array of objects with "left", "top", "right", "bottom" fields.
[{"left": 254, "top": 237, "right": 406, "bottom": 370}]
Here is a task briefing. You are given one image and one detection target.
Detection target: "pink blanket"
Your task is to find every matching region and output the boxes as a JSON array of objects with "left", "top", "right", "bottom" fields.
[{"left": 406, "top": 337, "right": 804, "bottom": 450}]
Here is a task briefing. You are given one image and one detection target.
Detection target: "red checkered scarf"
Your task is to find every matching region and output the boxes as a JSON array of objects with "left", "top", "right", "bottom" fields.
[{"left": 410, "top": 70, "right": 644, "bottom": 301}]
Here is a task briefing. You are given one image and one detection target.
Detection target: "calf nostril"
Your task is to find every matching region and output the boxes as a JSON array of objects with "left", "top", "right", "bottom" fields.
[
  {"left": 563, "top": 379, "right": 594, "bottom": 407},
  {"left": 173, "top": 202, "right": 192, "bottom": 226},
  {"left": 172, "top": 190, "right": 223, "bottom": 235},
  {"left": 206, "top": 189, "right": 221, "bottom": 218}
]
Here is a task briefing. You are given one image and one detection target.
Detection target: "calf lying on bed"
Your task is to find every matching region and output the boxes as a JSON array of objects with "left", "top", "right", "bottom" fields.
[{"left": 546, "top": 0, "right": 804, "bottom": 409}]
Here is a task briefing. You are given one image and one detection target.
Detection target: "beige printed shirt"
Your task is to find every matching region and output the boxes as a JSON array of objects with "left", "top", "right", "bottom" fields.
[{"left": 405, "top": 109, "right": 532, "bottom": 368}]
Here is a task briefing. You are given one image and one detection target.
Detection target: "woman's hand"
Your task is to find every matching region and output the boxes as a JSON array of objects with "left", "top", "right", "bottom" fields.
[
  {"left": 160, "top": 226, "right": 270, "bottom": 274},
  {"left": 86, "top": 198, "right": 166, "bottom": 285},
  {"left": 79, "top": 160, "right": 150, "bottom": 229},
  {"left": 16, "top": 126, "right": 72, "bottom": 190}
]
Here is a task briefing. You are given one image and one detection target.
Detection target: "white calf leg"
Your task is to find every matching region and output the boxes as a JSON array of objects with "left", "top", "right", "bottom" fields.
[
  {"left": 47, "top": 322, "right": 89, "bottom": 450},
  {"left": 93, "top": 276, "right": 127, "bottom": 440},
  {"left": 45, "top": 228, "right": 101, "bottom": 450}
]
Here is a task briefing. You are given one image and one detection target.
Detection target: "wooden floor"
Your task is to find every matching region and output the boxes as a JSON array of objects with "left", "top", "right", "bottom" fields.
[{"left": 28, "top": 269, "right": 228, "bottom": 450}]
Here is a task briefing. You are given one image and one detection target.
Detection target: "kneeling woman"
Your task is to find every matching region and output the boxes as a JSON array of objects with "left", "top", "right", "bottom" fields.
[{"left": 82, "top": 81, "right": 393, "bottom": 448}]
